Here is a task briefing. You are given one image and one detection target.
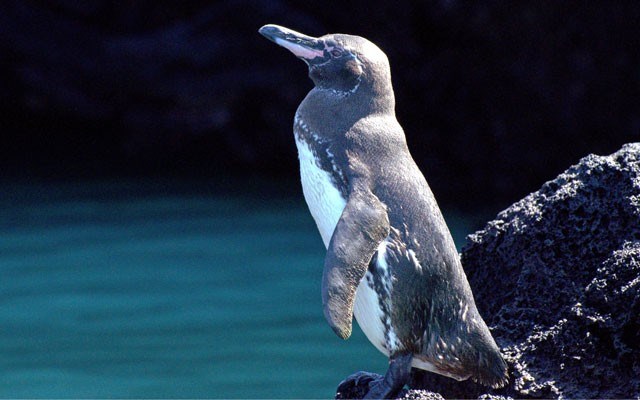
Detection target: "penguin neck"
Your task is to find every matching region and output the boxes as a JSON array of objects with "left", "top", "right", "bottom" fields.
[
  {"left": 299, "top": 82, "right": 395, "bottom": 134},
  {"left": 365, "top": 76, "right": 396, "bottom": 113}
]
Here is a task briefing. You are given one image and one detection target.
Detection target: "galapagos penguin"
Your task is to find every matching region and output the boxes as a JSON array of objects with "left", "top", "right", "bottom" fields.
[{"left": 259, "top": 24, "right": 508, "bottom": 398}]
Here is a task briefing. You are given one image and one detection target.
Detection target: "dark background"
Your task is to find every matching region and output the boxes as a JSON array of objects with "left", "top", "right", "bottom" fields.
[{"left": 2, "top": 0, "right": 639, "bottom": 209}]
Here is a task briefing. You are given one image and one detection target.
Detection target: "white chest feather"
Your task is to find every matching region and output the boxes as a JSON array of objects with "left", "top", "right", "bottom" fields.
[{"left": 295, "top": 137, "right": 346, "bottom": 247}]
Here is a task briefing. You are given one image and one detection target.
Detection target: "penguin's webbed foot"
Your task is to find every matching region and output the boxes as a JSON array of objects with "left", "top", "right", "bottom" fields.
[
  {"left": 336, "top": 371, "right": 382, "bottom": 399},
  {"left": 336, "top": 353, "right": 413, "bottom": 399}
]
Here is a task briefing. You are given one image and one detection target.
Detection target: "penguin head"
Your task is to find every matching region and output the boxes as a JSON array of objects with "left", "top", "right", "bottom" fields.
[{"left": 259, "top": 24, "right": 391, "bottom": 97}]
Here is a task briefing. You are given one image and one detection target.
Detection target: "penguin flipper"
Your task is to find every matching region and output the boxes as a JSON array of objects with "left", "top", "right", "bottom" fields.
[{"left": 322, "top": 186, "right": 389, "bottom": 339}]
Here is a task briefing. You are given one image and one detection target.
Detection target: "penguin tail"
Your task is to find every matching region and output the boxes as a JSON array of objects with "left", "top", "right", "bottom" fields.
[
  {"left": 416, "top": 332, "right": 509, "bottom": 388},
  {"left": 469, "top": 341, "right": 509, "bottom": 389}
]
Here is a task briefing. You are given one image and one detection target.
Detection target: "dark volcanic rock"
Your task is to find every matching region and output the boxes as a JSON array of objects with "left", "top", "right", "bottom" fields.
[
  {"left": 415, "top": 143, "right": 640, "bottom": 398},
  {"left": 338, "top": 143, "right": 640, "bottom": 399}
]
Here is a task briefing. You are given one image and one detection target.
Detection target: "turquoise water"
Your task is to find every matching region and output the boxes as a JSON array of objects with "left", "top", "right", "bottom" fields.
[{"left": 0, "top": 179, "right": 475, "bottom": 398}]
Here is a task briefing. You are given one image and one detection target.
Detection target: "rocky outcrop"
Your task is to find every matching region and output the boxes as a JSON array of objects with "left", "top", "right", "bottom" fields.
[{"left": 339, "top": 144, "right": 640, "bottom": 398}]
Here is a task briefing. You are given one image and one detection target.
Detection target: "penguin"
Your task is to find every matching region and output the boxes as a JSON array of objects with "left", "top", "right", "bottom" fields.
[{"left": 259, "top": 24, "right": 508, "bottom": 398}]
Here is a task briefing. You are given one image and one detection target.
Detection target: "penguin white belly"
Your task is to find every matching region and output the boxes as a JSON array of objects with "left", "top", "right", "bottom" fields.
[
  {"left": 353, "top": 240, "right": 401, "bottom": 356},
  {"left": 295, "top": 137, "right": 346, "bottom": 247},
  {"left": 296, "top": 137, "right": 391, "bottom": 356},
  {"left": 353, "top": 271, "right": 391, "bottom": 356}
]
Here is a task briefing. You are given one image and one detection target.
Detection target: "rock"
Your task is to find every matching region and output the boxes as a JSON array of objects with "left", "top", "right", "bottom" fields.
[
  {"left": 338, "top": 143, "right": 640, "bottom": 398},
  {"left": 399, "top": 389, "right": 445, "bottom": 400}
]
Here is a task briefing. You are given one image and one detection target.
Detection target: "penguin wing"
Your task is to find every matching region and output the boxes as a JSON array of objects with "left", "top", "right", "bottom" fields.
[{"left": 322, "top": 183, "right": 389, "bottom": 339}]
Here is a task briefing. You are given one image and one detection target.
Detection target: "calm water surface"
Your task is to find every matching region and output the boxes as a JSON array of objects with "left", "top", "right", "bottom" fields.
[{"left": 0, "top": 179, "right": 476, "bottom": 398}]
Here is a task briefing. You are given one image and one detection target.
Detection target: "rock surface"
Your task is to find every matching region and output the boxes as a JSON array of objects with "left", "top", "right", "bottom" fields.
[{"left": 337, "top": 143, "right": 640, "bottom": 399}]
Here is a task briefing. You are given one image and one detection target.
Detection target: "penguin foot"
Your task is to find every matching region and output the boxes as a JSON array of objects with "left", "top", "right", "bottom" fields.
[
  {"left": 336, "top": 354, "right": 413, "bottom": 399},
  {"left": 336, "top": 371, "right": 382, "bottom": 399}
]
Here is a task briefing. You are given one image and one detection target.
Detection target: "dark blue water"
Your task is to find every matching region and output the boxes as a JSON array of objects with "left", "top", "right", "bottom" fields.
[{"left": 0, "top": 179, "right": 476, "bottom": 398}]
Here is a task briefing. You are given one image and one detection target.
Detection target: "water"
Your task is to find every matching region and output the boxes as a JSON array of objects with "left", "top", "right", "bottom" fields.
[{"left": 0, "top": 179, "right": 476, "bottom": 398}]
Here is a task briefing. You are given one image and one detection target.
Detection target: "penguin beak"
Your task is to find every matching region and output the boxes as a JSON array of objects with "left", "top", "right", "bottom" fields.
[{"left": 259, "top": 24, "right": 326, "bottom": 63}]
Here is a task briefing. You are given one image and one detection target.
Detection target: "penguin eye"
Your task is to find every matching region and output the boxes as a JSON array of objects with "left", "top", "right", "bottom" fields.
[{"left": 330, "top": 48, "right": 343, "bottom": 57}]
